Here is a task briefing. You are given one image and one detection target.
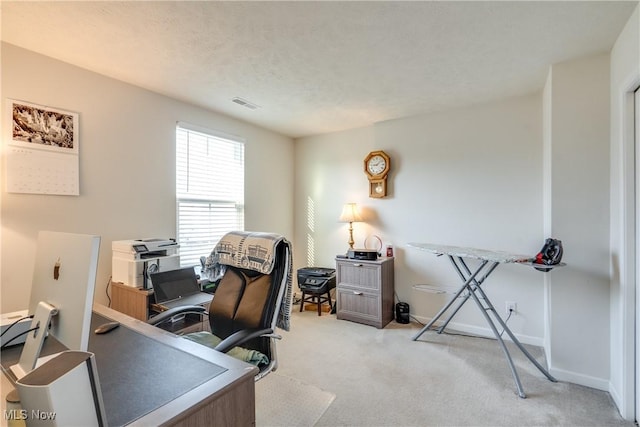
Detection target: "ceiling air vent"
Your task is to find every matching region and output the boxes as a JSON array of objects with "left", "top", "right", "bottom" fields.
[{"left": 231, "top": 97, "right": 259, "bottom": 110}]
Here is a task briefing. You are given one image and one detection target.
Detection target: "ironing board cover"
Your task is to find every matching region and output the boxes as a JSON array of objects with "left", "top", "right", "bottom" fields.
[{"left": 407, "top": 242, "right": 531, "bottom": 264}]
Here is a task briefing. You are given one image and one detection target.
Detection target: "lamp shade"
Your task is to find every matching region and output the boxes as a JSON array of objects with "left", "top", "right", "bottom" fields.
[{"left": 339, "top": 203, "right": 363, "bottom": 223}]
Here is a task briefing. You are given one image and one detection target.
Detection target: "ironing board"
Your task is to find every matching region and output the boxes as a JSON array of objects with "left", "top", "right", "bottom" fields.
[{"left": 408, "top": 242, "right": 560, "bottom": 398}]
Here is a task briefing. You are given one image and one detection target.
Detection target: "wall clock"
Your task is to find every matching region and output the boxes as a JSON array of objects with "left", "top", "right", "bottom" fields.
[{"left": 364, "top": 150, "right": 390, "bottom": 198}]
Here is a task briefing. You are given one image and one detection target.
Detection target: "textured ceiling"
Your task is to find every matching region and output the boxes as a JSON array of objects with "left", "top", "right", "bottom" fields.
[{"left": 1, "top": 1, "right": 637, "bottom": 138}]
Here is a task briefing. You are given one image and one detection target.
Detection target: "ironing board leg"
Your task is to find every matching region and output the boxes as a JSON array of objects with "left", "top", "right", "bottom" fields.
[
  {"left": 473, "top": 284, "right": 557, "bottom": 383},
  {"left": 436, "top": 257, "right": 499, "bottom": 333},
  {"left": 465, "top": 282, "right": 527, "bottom": 398},
  {"left": 454, "top": 257, "right": 556, "bottom": 395},
  {"left": 411, "top": 260, "right": 488, "bottom": 341},
  {"left": 449, "top": 258, "right": 527, "bottom": 397},
  {"left": 424, "top": 255, "right": 557, "bottom": 399}
]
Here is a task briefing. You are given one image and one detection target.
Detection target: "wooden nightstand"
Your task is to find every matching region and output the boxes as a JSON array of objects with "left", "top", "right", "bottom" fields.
[
  {"left": 111, "top": 281, "right": 209, "bottom": 334},
  {"left": 335, "top": 257, "right": 394, "bottom": 328},
  {"left": 110, "top": 281, "right": 152, "bottom": 321}
]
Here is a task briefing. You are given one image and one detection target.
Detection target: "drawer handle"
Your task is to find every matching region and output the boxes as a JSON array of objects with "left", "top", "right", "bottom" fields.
[
  {"left": 352, "top": 263, "right": 363, "bottom": 267},
  {"left": 353, "top": 291, "right": 363, "bottom": 295}
]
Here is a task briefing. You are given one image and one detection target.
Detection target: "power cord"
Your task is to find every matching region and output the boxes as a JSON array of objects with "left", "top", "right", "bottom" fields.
[
  {"left": 0, "top": 315, "right": 33, "bottom": 337},
  {"left": 1, "top": 326, "right": 39, "bottom": 349},
  {"left": 292, "top": 293, "right": 301, "bottom": 305},
  {"left": 144, "top": 262, "right": 159, "bottom": 290},
  {"left": 105, "top": 275, "right": 113, "bottom": 307},
  {"left": 499, "top": 308, "right": 514, "bottom": 337},
  {"left": 394, "top": 290, "right": 402, "bottom": 304}
]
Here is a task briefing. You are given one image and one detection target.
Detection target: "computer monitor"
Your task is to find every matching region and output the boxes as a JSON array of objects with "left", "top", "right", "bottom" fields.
[{"left": 11, "top": 231, "right": 101, "bottom": 379}]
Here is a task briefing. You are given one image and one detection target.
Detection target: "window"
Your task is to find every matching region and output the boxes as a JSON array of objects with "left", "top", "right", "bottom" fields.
[{"left": 176, "top": 123, "right": 244, "bottom": 267}]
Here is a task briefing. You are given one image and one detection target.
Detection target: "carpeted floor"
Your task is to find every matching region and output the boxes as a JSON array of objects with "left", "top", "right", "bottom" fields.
[
  {"left": 270, "top": 308, "right": 634, "bottom": 427},
  {"left": 256, "top": 373, "right": 335, "bottom": 426}
]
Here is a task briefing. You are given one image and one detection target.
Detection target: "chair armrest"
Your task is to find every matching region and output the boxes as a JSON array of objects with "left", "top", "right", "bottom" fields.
[
  {"left": 147, "top": 305, "right": 207, "bottom": 326},
  {"left": 214, "top": 327, "right": 273, "bottom": 353}
]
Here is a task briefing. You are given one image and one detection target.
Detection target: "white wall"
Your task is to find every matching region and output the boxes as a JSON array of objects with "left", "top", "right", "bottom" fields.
[
  {"left": 0, "top": 43, "right": 294, "bottom": 313},
  {"left": 295, "top": 53, "right": 617, "bottom": 396},
  {"left": 295, "top": 93, "right": 546, "bottom": 344},
  {"left": 543, "top": 53, "right": 611, "bottom": 389},
  {"left": 609, "top": 4, "right": 639, "bottom": 420}
]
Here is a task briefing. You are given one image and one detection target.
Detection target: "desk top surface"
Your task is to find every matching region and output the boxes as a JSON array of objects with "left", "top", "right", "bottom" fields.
[
  {"left": 1, "top": 304, "right": 258, "bottom": 426},
  {"left": 90, "top": 311, "right": 225, "bottom": 426},
  {"left": 407, "top": 242, "right": 532, "bottom": 264}
]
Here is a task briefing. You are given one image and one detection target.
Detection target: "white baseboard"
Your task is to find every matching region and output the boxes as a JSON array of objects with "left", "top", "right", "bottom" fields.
[
  {"left": 608, "top": 381, "right": 623, "bottom": 411},
  {"left": 548, "top": 365, "right": 609, "bottom": 392},
  {"left": 411, "top": 315, "right": 616, "bottom": 393},
  {"left": 411, "top": 314, "right": 544, "bottom": 347},
  {"left": 608, "top": 380, "right": 635, "bottom": 421}
]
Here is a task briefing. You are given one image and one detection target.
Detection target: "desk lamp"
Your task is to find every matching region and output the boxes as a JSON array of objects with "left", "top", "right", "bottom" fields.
[{"left": 339, "top": 203, "right": 363, "bottom": 249}]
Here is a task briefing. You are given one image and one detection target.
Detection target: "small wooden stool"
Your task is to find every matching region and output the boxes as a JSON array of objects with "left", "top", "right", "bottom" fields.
[{"left": 300, "top": 289, "right": 332, "bottom": 316}]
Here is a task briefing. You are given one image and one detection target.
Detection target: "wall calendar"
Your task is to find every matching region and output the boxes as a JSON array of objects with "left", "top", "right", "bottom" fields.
[{"left": 6, "top": 100, "right": 79, "bottom": 196}]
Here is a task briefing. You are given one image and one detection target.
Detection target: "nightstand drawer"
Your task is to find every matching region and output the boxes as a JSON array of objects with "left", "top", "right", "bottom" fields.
[
  {"left": 336, "top": 287, "right": 380, "bottom": 327},
  {"left": 336, "top": 261, "right": 379, "bottom": 290}
]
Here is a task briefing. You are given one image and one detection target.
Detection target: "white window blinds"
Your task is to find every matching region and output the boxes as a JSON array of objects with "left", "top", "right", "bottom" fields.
[{"left": 176, "top": 124, "right": 244, "bottom": 267}]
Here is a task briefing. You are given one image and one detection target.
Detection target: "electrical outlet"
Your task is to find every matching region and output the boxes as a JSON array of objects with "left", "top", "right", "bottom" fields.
[{"left": 505, "top": 301, "right": 517, "bottom": 315}]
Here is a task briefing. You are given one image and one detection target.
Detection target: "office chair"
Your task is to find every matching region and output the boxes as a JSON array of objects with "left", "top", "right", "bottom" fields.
[{"left": 148, "top": 231, "right": 292, "bottom": 381}]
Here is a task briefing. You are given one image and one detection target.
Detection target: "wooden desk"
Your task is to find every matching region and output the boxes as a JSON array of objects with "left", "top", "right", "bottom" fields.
[{"left": 1, "top": 304, "right": 257, "bottom": 426}]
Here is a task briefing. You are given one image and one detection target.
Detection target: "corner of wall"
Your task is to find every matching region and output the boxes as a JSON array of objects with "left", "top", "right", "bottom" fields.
[
  {"left": 608, "top": 2, "right": 639, "bottom": 420},
  {"left": 544, "top": 53, "right": 613, "bottom": 391},
  {"left": 542, "top": 65, "right": 553, "bottom": 362}
]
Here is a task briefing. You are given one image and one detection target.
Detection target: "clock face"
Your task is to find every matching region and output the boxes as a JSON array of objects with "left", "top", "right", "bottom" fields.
[{"left": 367, "top": 155, "right": 387, "bottom": 175}]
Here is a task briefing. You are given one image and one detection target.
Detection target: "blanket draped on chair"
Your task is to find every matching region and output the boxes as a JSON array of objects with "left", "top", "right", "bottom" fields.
[{"left": 203, "top": 231, "right": 293, "bottom": 331}]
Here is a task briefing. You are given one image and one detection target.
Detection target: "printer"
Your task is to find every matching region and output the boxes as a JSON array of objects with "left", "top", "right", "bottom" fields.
[
  {"left": 112, "top": 238, "right": 180, "bottom": 288},
  {"left": 297, "top": 267, "right": 336, "bottom": 293}
]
